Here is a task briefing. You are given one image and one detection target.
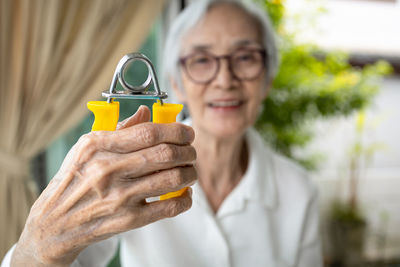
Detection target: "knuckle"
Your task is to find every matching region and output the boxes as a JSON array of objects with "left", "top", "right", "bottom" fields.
[
  {"left": 165, "top": 197, "right": 192, "bottom": 218},
  {"left": 135, "top": 153, "right": 148, "bottom": 169},
  {"left": 71, "top": 133, "right": 103, "bottom": 166},
  {"left": 108, "top": 200, "right": 122, "bottom": 215},
  {"left": 78, "top": 133, "right": 97, "bottom": 151},
  {"left": 167, "top": 168, "right": 186, "bottom": 189},
  {"left": 89, "top": 159, "right": 113, "bottom": 178},
  {"left": 165, "top": 200, "right": 183, "bottom": 218},
  {"left": 157, "top": 144, "right": 177, "bottom": 162},
  {"left": 137, "top": 123, "right": 158, "bottom": 145},
  {"left": 118, "top": 187, "right": 138, "bottom": 206}
]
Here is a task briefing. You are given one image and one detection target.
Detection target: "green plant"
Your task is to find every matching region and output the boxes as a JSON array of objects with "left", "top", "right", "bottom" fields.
[
  {"left": 328, "top": 111, "right": 386, "bottom": 265},
  {"left": 331, "top": 201, "right": 365, "bottom": 225},
  {"left": 340, "top": 111, "right": 386, "bottom": 216},
  {"left": 254, "top": 0, "right": 392, "bottom": 169},
  {"left": 252, "top": 2, "right": 392, "bottom": 263}
]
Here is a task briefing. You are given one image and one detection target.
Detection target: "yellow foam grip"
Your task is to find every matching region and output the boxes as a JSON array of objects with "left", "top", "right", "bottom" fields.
[
  {"left": 87, "top": 101, "right": 120, "bottom": 131},
  {"left": 88, "top": 100, "right": 186, "bottom": 200},
  {"left": 152, "top": 101, "right": 187, "bottom": 200}
]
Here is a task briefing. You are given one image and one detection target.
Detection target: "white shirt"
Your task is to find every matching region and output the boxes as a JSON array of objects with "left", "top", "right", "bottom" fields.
[{"left": 2, "top": 128, "right": 322, "bottom": 267}]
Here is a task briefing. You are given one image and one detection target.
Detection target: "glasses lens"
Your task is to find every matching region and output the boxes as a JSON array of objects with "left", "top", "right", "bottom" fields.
[
  {"left": 184, "top": 53, "right": 217, "bottom": 83},
  {"left": 232, "top": 50, "right": 264, "bottom": 80}
]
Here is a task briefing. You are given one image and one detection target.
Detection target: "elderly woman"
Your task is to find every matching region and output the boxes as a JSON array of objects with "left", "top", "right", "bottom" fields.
[{"left": 2, "top": 0, "right": 322, "bottom": 266}]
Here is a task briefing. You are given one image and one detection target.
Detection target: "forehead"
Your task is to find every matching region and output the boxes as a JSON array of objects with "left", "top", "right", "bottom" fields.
[{"left": 181, "top": 3, "right": 263, "bottom": 54}]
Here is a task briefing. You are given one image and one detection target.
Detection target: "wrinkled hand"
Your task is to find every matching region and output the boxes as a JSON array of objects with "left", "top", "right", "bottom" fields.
[{"left": 11, "top": 106, "right": 196, "bottom": 266}]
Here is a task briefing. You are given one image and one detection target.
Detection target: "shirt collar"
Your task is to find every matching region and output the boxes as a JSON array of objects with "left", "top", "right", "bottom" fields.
[
  {"left": 241, "top": 128, "right": 278, "bottom": 209},
  {"left": 188, "top": 124, "right": 278, "bottom": 218}
]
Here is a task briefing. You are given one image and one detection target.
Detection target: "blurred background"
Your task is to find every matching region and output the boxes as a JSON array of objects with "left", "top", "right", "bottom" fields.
[{"left": 0, "top": 0, "right": 399, "bottom": 266}]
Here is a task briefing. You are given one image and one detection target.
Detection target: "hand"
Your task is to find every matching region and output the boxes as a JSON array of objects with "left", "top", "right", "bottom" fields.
[{"left": 11, "top": 105, "right": 196, "bottom": 266}]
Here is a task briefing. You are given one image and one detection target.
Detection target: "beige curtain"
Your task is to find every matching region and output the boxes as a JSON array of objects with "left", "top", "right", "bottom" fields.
[{"left": 0, "top": 0, "right": 165, "bottom": 259}]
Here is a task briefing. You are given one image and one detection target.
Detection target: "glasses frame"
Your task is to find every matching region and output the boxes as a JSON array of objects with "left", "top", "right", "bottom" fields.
[{"left": 179, "top": 48, "right": 267, "bottom": 84}]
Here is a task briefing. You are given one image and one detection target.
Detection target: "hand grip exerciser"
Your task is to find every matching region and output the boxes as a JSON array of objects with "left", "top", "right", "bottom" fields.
[{"left": 87, "top": 53, "right": 187, "bottom": 199}]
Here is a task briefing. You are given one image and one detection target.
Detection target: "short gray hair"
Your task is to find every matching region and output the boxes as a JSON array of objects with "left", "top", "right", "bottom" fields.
[{"left": 162, "top": 0, "right": 279, "bottom": 95}]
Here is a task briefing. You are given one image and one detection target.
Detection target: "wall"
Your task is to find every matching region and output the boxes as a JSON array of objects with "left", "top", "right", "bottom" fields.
[
  {"left": 283, "top": 0, "right": 400, "bottom": 260},
  {"left": 286, "top": 0, "right": 400, "bottom": 57},
  {"left": 308, "top": 76, "right": 400, "bottom": 260}
]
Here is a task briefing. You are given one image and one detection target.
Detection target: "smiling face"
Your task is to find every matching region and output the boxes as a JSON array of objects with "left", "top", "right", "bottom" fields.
[{"left": 173, "top": 3, "right": 269, "bottom": 139}]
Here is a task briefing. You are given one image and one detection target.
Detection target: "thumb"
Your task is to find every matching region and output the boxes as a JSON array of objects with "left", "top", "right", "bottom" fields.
[{"left": 116, "top": 105, "right": 151, "bottom": 130}]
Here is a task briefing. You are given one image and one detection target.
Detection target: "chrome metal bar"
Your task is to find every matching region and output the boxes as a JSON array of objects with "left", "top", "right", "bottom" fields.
[{"left": 106, "top": 53, "right": 167, "bottom": 104}]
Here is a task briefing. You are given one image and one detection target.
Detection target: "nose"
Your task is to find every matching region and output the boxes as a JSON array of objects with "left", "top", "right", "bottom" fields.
[{"left": 212, "top": 58, "right": 238, "bottom": 90}]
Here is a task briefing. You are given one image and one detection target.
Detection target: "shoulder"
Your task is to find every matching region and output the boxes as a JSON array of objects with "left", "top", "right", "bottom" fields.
[
  {"left": 247, "top": 128, "right": 317, "bottom": 205},
  {"left": 272, "top": 151, "right": 317, "bottom": 202}
]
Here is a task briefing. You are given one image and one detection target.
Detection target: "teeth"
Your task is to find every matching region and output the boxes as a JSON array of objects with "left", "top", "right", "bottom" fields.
[{"left": 209, "top": 100, "right": 241, "bottom": 107}]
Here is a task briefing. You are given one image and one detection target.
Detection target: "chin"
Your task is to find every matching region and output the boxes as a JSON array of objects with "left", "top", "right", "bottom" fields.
[{"left": 206, "top": 121, "right": 248, "bottom": 139}]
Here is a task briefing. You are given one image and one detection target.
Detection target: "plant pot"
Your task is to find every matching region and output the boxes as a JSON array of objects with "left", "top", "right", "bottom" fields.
[{"left": 329, "top": 219, "right": 367, "bottom": 267}]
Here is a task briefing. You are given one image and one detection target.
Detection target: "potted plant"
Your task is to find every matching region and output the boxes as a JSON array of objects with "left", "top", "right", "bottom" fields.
[
  {"left": 329, "top": 111, "right": 386, "bottom": 267},
  {"left": 254, "top": 1, "right": 392, "bottom": 266}
]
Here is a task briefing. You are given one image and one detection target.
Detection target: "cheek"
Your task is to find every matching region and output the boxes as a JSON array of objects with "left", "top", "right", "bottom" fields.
[
  {"left": 244, "top": 84, "right": 267, "bottom": 123},
  {"left": 246, "top": 99, "right": 262, "bottom": 123},
  {"left": 181, "top": 81, "right": 207, "bottom": 115},
  {"left": 247, "top": 81, "right": 267, "bottom": 106},
  {"left": 181, "top": 74, "right": 206, "bottom": 98}
]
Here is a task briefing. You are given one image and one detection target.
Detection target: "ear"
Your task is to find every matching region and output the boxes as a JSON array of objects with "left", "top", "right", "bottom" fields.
[{"left": 170, "top": 77, "right": 187, "bottom": 103}]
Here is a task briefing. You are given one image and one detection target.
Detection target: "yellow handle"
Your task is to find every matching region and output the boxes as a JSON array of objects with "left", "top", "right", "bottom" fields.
[
  {"left": 87, "top": 101, "right": 120, "bottom": 131},
  {"left": 153, "top": 101, "right": 187, "bottom": 200},
  {"left": 87, "top": 100, "right": 185, "bottom": 199}
]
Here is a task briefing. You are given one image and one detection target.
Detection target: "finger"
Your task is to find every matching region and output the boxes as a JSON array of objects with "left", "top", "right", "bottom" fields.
[
  {"left": 105, "top": 188, "right": 193, "bottom": 234},
  {"left": 83, "top": 144, "right": 196, "bottom": 186},
  {"left": 116, "top": 105, "right": 151, "bottom": 130},
  {"left": 143, "top": 187, "right": 193, "bottom": 221},
  {"left": 114, "top": 122, "right": 195, "bottom": 152},
  {"left": 74, "top": 122, "right": 195, "bottom": 164},
  {"left": 100, "top": 123, "right": 195, "bottom": 153},
  {"left": 120, "top": 166, "right": 197, "bottom": 199},
  {"left": 62, "top": 166, "right": 196, "bottom": 229}
]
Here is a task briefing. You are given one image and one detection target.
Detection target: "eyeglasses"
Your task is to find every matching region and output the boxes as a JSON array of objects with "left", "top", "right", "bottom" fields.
[{"left": 179, "top": 48, "right": 266, "bottom": 84}]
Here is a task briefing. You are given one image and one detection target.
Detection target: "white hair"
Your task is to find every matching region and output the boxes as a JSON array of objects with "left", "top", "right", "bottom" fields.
[{"left": 162, "top": 0, "right": 279, "bottom": 99}]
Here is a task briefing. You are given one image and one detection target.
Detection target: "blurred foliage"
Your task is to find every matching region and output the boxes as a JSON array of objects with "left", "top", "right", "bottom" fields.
[
  {"left": 261, "top": 0, "right": 285, "bottom": 29},
  {"left": 333, "top": 110, "right": 387, "bottom": 221},
  {"left": 254, "top": 0, "right": 392, "bottom": 169},
  {"left": 331, "top": 201, "right": 366, "bottom": 225}
]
